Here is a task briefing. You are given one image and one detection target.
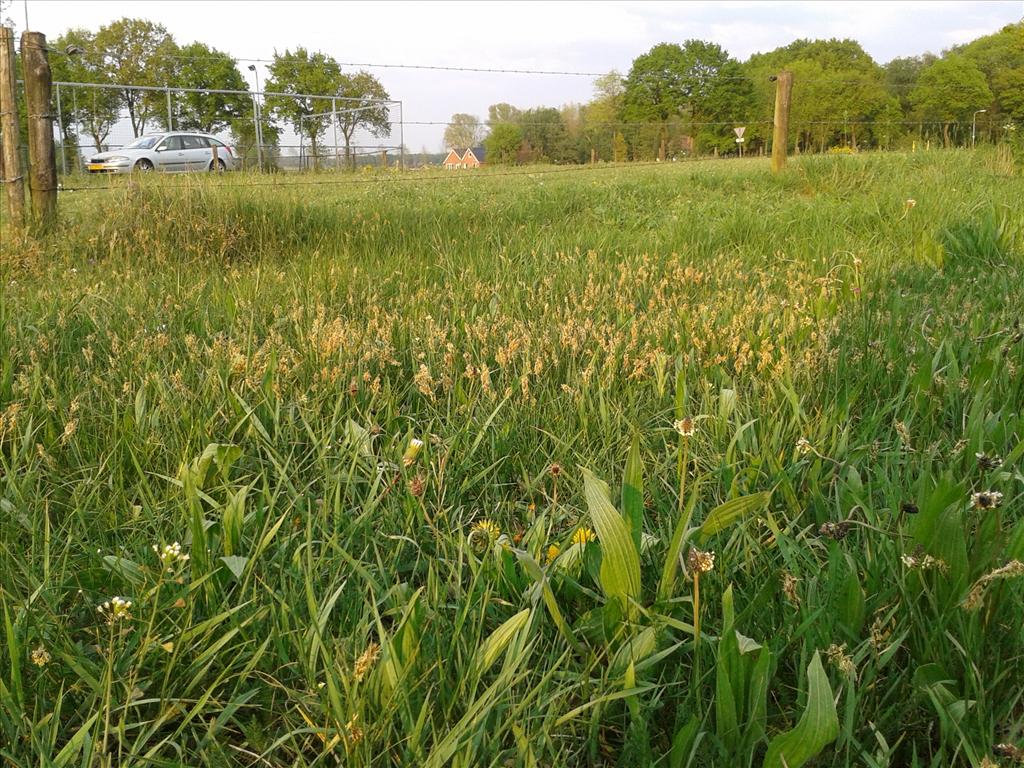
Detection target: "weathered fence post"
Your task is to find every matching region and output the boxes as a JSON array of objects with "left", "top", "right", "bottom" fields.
[
  {"left": 21, "top": 31, "right": 57, "bottom": 228},
  {"left": 0, "top": 25, "right": 25, "bottom": 229},
  {"left": 380, "top": 149, "right": 387, "bottom": 168},
  {"left": 210, "top": 141, "right": 218, "bottom": 171},
  {"left": 770, "top": 71, "right": 793, "bottom": 173}
]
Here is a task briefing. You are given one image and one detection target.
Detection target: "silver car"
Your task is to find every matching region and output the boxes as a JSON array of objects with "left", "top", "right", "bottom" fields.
[{"left": 87, "top": 132, "right": 240, "bottom": 173}]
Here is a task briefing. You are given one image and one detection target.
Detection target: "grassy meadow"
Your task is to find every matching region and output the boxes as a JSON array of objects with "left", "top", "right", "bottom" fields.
[{"left": 1, "top": 151, "right": 1023, "bottom": 767}]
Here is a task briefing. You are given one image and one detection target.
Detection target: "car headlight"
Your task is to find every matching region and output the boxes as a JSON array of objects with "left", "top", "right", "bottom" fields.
[{"left": 105, "top": 156, "right": 129, "bottom": 162}]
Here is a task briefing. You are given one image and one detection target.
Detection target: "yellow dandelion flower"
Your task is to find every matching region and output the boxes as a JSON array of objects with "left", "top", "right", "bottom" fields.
[
  {"left": 571, "top": 527, "right": 596, "bottom": 545},
  {"left": 545, "top": 544, "right": 560, "bottom": 563},
  {"left": 471, "top": 519, "right": 501, "bottom": 542}
]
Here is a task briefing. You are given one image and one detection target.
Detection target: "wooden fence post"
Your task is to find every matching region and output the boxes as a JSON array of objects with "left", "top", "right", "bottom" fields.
[
  {"left": 21, "top": 31, "right": 57, "bottom": 228},
  {"left": 0, "top": 26, "right": 24, "bottom": 229},
  {"left": 770, "top": 71, "right": 793, "bottom": 173}
]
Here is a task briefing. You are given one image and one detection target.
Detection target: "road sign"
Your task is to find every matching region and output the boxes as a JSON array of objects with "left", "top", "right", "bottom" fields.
[
  {"left": 733, "top": 126, "right": 746, "bottom": 139},
  {"left": 735, "top": 138, "right": 745, "bottom": 143}
]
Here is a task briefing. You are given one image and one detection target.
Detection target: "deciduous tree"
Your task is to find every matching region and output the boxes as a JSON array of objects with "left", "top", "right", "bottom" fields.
[{"left": 443, "top": 113, "right": 484, "bottom": 150}]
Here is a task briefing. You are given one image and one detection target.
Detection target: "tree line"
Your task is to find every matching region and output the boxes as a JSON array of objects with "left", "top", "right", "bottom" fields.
[
  {"left": 440, "top": 24, "right": 1021, "bottom": 165},
  {"left": 44, "top": 18, "right": 391, "bottom": 167},
  {"left": 28, "top": 16, "right": 1024, "bottom": 168}
]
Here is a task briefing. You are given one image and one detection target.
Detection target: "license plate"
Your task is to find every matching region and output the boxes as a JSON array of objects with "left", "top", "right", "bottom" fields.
[{"left": 87, "top": 163, "right": 105, "bottom": 171}]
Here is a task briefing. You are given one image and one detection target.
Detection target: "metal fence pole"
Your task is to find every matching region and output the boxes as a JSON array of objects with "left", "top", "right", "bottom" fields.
[
  {"left": 165, "top": 85, "right": 172, "bottom": 131},
  {"left": 332, "top": 97, "right": 339, "bottom": 171},
  {"left": 251, "top": 92, "right": 263, "bottom": 172},
  {"left": 55, "top": 82, "right": 67, "bottom": 174},
  {"left": 299, "top": 114, "right": 304, "bottom": 171},
  {"left": 399, "top": 100, "right": 404, "bottom": 170}
]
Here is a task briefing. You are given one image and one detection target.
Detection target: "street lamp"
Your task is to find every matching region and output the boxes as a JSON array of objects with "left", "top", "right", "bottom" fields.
[
  {"left": 972, "top": 109, "right": 986, "bottom": 149},
  {"left": 248, "top": 64, "right": 264, "bottom": 172}
]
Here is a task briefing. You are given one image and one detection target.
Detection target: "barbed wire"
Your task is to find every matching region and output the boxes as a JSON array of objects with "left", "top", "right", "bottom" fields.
[
  {"left": 27, "top": 42, "right": 923, "bottom": 89},
  {"left": 57, "top": 157, "right": 726, "bottom": 193}
]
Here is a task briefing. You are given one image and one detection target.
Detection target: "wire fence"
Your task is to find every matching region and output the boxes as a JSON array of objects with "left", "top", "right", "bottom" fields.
[{"left": 49, "top": 81, "right": 404, "bottom": 173}]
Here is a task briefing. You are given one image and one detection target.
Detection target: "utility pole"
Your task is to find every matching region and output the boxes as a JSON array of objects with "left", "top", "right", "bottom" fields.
[
  {"left": 770, "top": 71, "right": 793, "bottom": 173},
  {"left": 21, "top": 30, "right": 57, "bottom": 229},
  {"left": 0, "top": 26, "right": 25, "bottom": 229}
]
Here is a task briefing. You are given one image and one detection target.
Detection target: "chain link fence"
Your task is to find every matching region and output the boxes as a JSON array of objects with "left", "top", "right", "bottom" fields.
[{"left": 50, "top": 81, "right": 404, "bottom": 173}]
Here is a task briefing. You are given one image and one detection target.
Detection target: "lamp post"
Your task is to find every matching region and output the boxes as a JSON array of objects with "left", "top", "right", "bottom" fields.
[
  {"left": 248, "top": 64, "right": 264, "bottom": 172},
  {"left": 972, "top": 109, "right": 986, "bottom": 149}
]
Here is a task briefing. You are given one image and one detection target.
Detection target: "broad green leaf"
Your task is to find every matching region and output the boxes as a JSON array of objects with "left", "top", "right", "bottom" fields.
[
  {"left": 222, "top": 485, "right": 248, "bottom": 557},
  {"left": 219, "top": 555, "right": 249, "bottom": 580},
  {"left": 346, "top": 418, "right": 373, "bottom": 458},
  {"left": 610, "top": 625, "right": 658, "bottom": 676},
  {"left": 762, "top": 652, "right": 839, "bottom": 768},
  {"left": 583, "top": 468, "right": 641, "bottom": 608},
  {"left": 474, "top": 608, "right": 530, "bottom": 676},
  {"left": 622, "top": 436, "right": 644, "bottom": 555},
  {"left": 102, "top": 555, "right": 145, "bottom": 587},
  {"left": 698, "top": 491, "right": 772, "bottom": 543}
]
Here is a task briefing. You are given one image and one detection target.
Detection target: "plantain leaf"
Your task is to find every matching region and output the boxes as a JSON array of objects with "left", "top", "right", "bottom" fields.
[
  {"left": 474, "top": 608, "right": 531, "bottom": 676},
  {"left": 761, "top": 651, "right": 839, "bottom": 768},
  {"left": 622, "top": 436, "right": 644, "bottom": 556},
  {"left": 583, "top": 468, "right": 641, "bottom": 609},
  {"left": 658, "top": 475, "right": 702, "bottom": 601},
  {"left": 698, "top": 491, "right": 772, "bottom": 543}
]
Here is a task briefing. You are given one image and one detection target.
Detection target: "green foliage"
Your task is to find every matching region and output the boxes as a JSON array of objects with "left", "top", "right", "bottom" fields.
[
  {"left": 263, "top": 47, "right": 342, "bottom": 154},
  {"left": 762, "top": 652, "right": 839, "bottom": 768},
  {"left": 443, "top": 113, "right": 484, "bottom": 150},
  {"left": 910, "top": 55, "right": 994, "bottom": 146},
  {"left": 166, "top": 42, "right": 250, "bottom": 133},
  {"left": 92, "top": 17, "right": 177, "bottom": 136},
  {"left": 483, "top": 121, "right": 523, "bottom": 164},
  {"left": 2, "top": 152, "right": 1023, "bottom": 766}
]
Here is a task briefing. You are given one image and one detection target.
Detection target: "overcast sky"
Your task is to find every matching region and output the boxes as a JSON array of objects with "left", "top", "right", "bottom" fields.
[{"left": 13, "top": 0, "right": 1023, "bottom": 151}]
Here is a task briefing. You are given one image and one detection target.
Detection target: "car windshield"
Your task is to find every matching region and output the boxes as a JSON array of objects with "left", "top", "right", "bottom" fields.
[{"left": 122, "top": 136, "right": 161, "bottom": 150}]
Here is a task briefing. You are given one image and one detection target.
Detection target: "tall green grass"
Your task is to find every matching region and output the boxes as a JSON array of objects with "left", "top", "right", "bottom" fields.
[{"left": 1, "top": 151, "right": 1023, "bottom": 766}]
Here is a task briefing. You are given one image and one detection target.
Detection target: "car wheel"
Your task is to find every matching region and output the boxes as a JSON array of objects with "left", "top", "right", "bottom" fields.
[
  {"left": 135, "top": 159, "right": 154, "bottom": 172},
  {"left": 210, "top": 159, "right": 226, "bottom": 172}
]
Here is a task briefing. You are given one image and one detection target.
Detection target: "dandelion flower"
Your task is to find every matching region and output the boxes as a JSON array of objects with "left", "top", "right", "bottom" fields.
[
  {"left": 545, "top": 543, "right": 560, "bottom": 563},
  {"left": 402, "top": 438, "right": 424, "bottom": 467},
  {"left": 471, "top": 519, "right": 501, "bottom": 542},
  {"left": 571, "top": 527, "right": 596, "bottom": 545}
]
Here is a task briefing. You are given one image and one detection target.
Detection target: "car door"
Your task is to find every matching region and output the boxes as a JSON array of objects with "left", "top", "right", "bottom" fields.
[
  {"left": 181, "top": 135, "right": 211, "bottom": 171},
  {"left": 154, "top": 135, "right": 186, "bottom": 171}
]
